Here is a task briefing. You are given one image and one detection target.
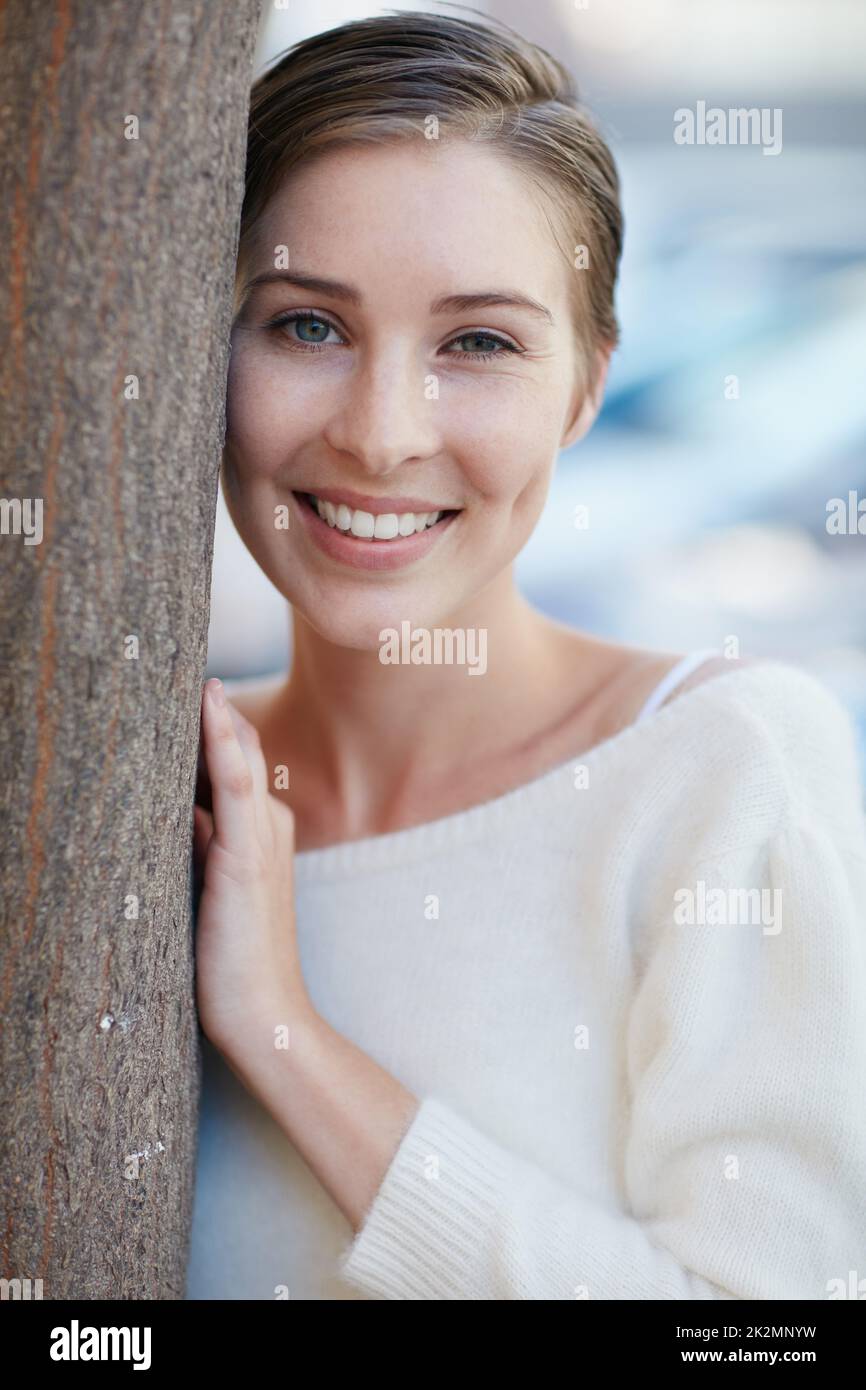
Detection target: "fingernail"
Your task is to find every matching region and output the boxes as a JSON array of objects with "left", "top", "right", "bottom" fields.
[{"left": 209, "top": 678, "right": 225, "bottom": 708}]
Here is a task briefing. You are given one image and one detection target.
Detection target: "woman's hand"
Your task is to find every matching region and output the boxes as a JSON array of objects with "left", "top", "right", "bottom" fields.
[{"left": 193, "top": 677, "right": 314, "bottom": 1064}]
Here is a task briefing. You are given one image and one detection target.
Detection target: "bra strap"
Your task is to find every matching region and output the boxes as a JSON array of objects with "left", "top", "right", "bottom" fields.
[{"left": 635, "top": 648, "right": 721, "bottom": 725}]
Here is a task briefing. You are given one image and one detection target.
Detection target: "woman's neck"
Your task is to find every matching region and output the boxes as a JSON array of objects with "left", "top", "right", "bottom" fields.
[{"left": 258, "top": 580, "right": 626, "bottom": 844}]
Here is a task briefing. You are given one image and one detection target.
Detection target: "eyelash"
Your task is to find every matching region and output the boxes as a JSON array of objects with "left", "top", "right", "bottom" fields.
[{"left": 264, "top": 309, "right": 522, "bottom": 362}]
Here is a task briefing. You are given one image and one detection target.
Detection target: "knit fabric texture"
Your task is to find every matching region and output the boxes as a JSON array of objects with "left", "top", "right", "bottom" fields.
[{"left": 186, "top": 661, "right": 866, "bottom": 1300}]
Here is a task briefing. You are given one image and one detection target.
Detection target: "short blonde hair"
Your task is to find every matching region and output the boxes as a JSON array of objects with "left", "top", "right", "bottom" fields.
[{"left": 236, "top": 7, "right": 623, "bottom": 376}]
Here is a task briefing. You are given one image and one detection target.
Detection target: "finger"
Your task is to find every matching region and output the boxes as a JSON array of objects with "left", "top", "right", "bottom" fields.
[
  {"left": 201, "top": 678, "right": 259, "bottom": 854},
  {"left": 226, "top": 701, "right": 270, "bottom": 819}
]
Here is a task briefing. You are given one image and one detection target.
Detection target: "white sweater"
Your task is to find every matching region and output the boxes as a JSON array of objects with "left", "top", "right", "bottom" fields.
[{"left": 185, "top": 660, "right": 866, "bottom": 1300}]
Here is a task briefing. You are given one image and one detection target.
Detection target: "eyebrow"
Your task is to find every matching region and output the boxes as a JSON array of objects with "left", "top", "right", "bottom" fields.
[{"left": 243, "top": 271, "right": 555, "bottom": 325}]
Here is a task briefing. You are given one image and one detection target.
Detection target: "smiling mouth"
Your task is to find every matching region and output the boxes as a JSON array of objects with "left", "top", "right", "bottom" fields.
[{"left": 295, "top": 491, "right": 460, "bottom": 541}]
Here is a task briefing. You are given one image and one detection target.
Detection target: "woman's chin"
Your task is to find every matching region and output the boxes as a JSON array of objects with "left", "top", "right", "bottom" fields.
[{"left": 290, "top": 594, "right": 461, "bottom": 656}]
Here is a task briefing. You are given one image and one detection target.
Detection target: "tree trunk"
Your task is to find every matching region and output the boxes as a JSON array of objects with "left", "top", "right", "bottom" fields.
[{"left": 0, "top": 0, "right": 261, "bottom": 1299}]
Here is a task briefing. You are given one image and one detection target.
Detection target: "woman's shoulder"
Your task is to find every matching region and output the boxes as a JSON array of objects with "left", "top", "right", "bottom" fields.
[
  {"left": 618, "top": 648, "right": 852, "bottom": 740},
  {"left": 610, "top": 653, "right": 865, "bottom": 892},
  {"left": 555, "top": 635, "right": 854, "bottom": 771},
  {"left": 593, "top": 645, "right": 860, "bottom": 802},
  {"left": 641, "top": 652, "right": 862, "bottom": 821},
  {"left": 658, "top": 652, "right": 757, "bottom": 702},
  {"left": 596, "top": 648, "right": 757, "bottom": 740},
  {"left": 679, "top": 653, "right": 856, "bottom": 742}
]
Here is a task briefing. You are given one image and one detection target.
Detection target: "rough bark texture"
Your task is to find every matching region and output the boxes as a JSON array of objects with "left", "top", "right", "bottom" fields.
[{"left": 0, "top": 0, "right": 261, "bottom": 1298}]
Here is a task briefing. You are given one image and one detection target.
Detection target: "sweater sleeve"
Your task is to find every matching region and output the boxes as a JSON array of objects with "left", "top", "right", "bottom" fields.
[
  {"left": 337, "top": 816, "right": 866, "bottom": 1300},
  {"left": 336, "top": 691, "right": 866, "bottom": 1300}
]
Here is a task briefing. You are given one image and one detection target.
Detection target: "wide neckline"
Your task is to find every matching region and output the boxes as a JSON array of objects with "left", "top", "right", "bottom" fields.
[{"left": 284, "top": 660, "right": 796, "bottom": 883}]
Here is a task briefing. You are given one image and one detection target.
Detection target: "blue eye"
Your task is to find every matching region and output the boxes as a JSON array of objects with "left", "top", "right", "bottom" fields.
[
  {"left": 445, "top": 332, "right": 517, "bottom": 359},
  {"left": 265, "top": 311, "right": 520, "bottom": 361},
  {"left": 294, "top": 316, "right": 332, "bottom": 343},
  {"left": 267, "top": 311, "right": 343, "bottom": 350}
]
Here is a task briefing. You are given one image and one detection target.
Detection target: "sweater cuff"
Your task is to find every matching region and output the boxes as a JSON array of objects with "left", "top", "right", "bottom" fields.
[{"left": 337, "top": 1094, "right": 510, "bottom": 1299}]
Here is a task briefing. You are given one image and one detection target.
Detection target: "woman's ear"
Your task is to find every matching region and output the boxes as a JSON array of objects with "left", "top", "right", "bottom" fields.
[{"left": 560, "top": 345, "right": 612, "bottom": 450}]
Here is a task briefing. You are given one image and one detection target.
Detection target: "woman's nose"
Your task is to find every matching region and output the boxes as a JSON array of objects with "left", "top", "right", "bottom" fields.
[{"left": 322, "top": 353, "right": 442, "bottom": 473}]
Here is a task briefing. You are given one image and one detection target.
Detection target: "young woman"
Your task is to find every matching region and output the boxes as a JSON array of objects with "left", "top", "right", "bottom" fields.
[{"left": 185, "top": 11, "right": 866, "bottom": 1300}]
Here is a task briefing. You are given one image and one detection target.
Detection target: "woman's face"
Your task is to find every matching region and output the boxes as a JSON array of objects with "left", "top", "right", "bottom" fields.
[{"left": 224, "top": 138, "right": 605, "bottom": 648}]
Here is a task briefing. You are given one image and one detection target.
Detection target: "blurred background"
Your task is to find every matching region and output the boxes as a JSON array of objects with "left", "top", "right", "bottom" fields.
[{"left": 207, "top": 0, "right": 866, "bottom": 765}]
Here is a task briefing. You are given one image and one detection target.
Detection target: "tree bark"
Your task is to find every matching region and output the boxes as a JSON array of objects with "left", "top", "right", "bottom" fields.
[{"left": 0, "top": 0, "right": 262, "bottom": 1299}]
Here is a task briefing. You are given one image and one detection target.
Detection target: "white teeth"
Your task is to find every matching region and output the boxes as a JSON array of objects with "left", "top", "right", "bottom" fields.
[
  {"left": 310, "top": 495, "right": 444, "bottom": 540},
  {"left": 373, "top": 513, "right": 399, "bottom": 540}
]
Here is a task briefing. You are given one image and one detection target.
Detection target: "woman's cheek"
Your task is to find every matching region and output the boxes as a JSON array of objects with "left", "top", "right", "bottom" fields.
[
  {"left": 227, "top": 350, "right": 303, "bottom": 480},
  {"left": 451, "top": 390, "right": 558, "bottom": 514},
  {"left": 226, "top": 347, "right": 270, "bottom": 468}
]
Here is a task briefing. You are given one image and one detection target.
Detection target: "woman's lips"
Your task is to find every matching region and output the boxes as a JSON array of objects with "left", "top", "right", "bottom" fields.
[
  {"left": 291, "top": 491, "right": 460, "bottom": 572},
  {"left": 307, "top": 485, "right": 453, "bottom": 515}
]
